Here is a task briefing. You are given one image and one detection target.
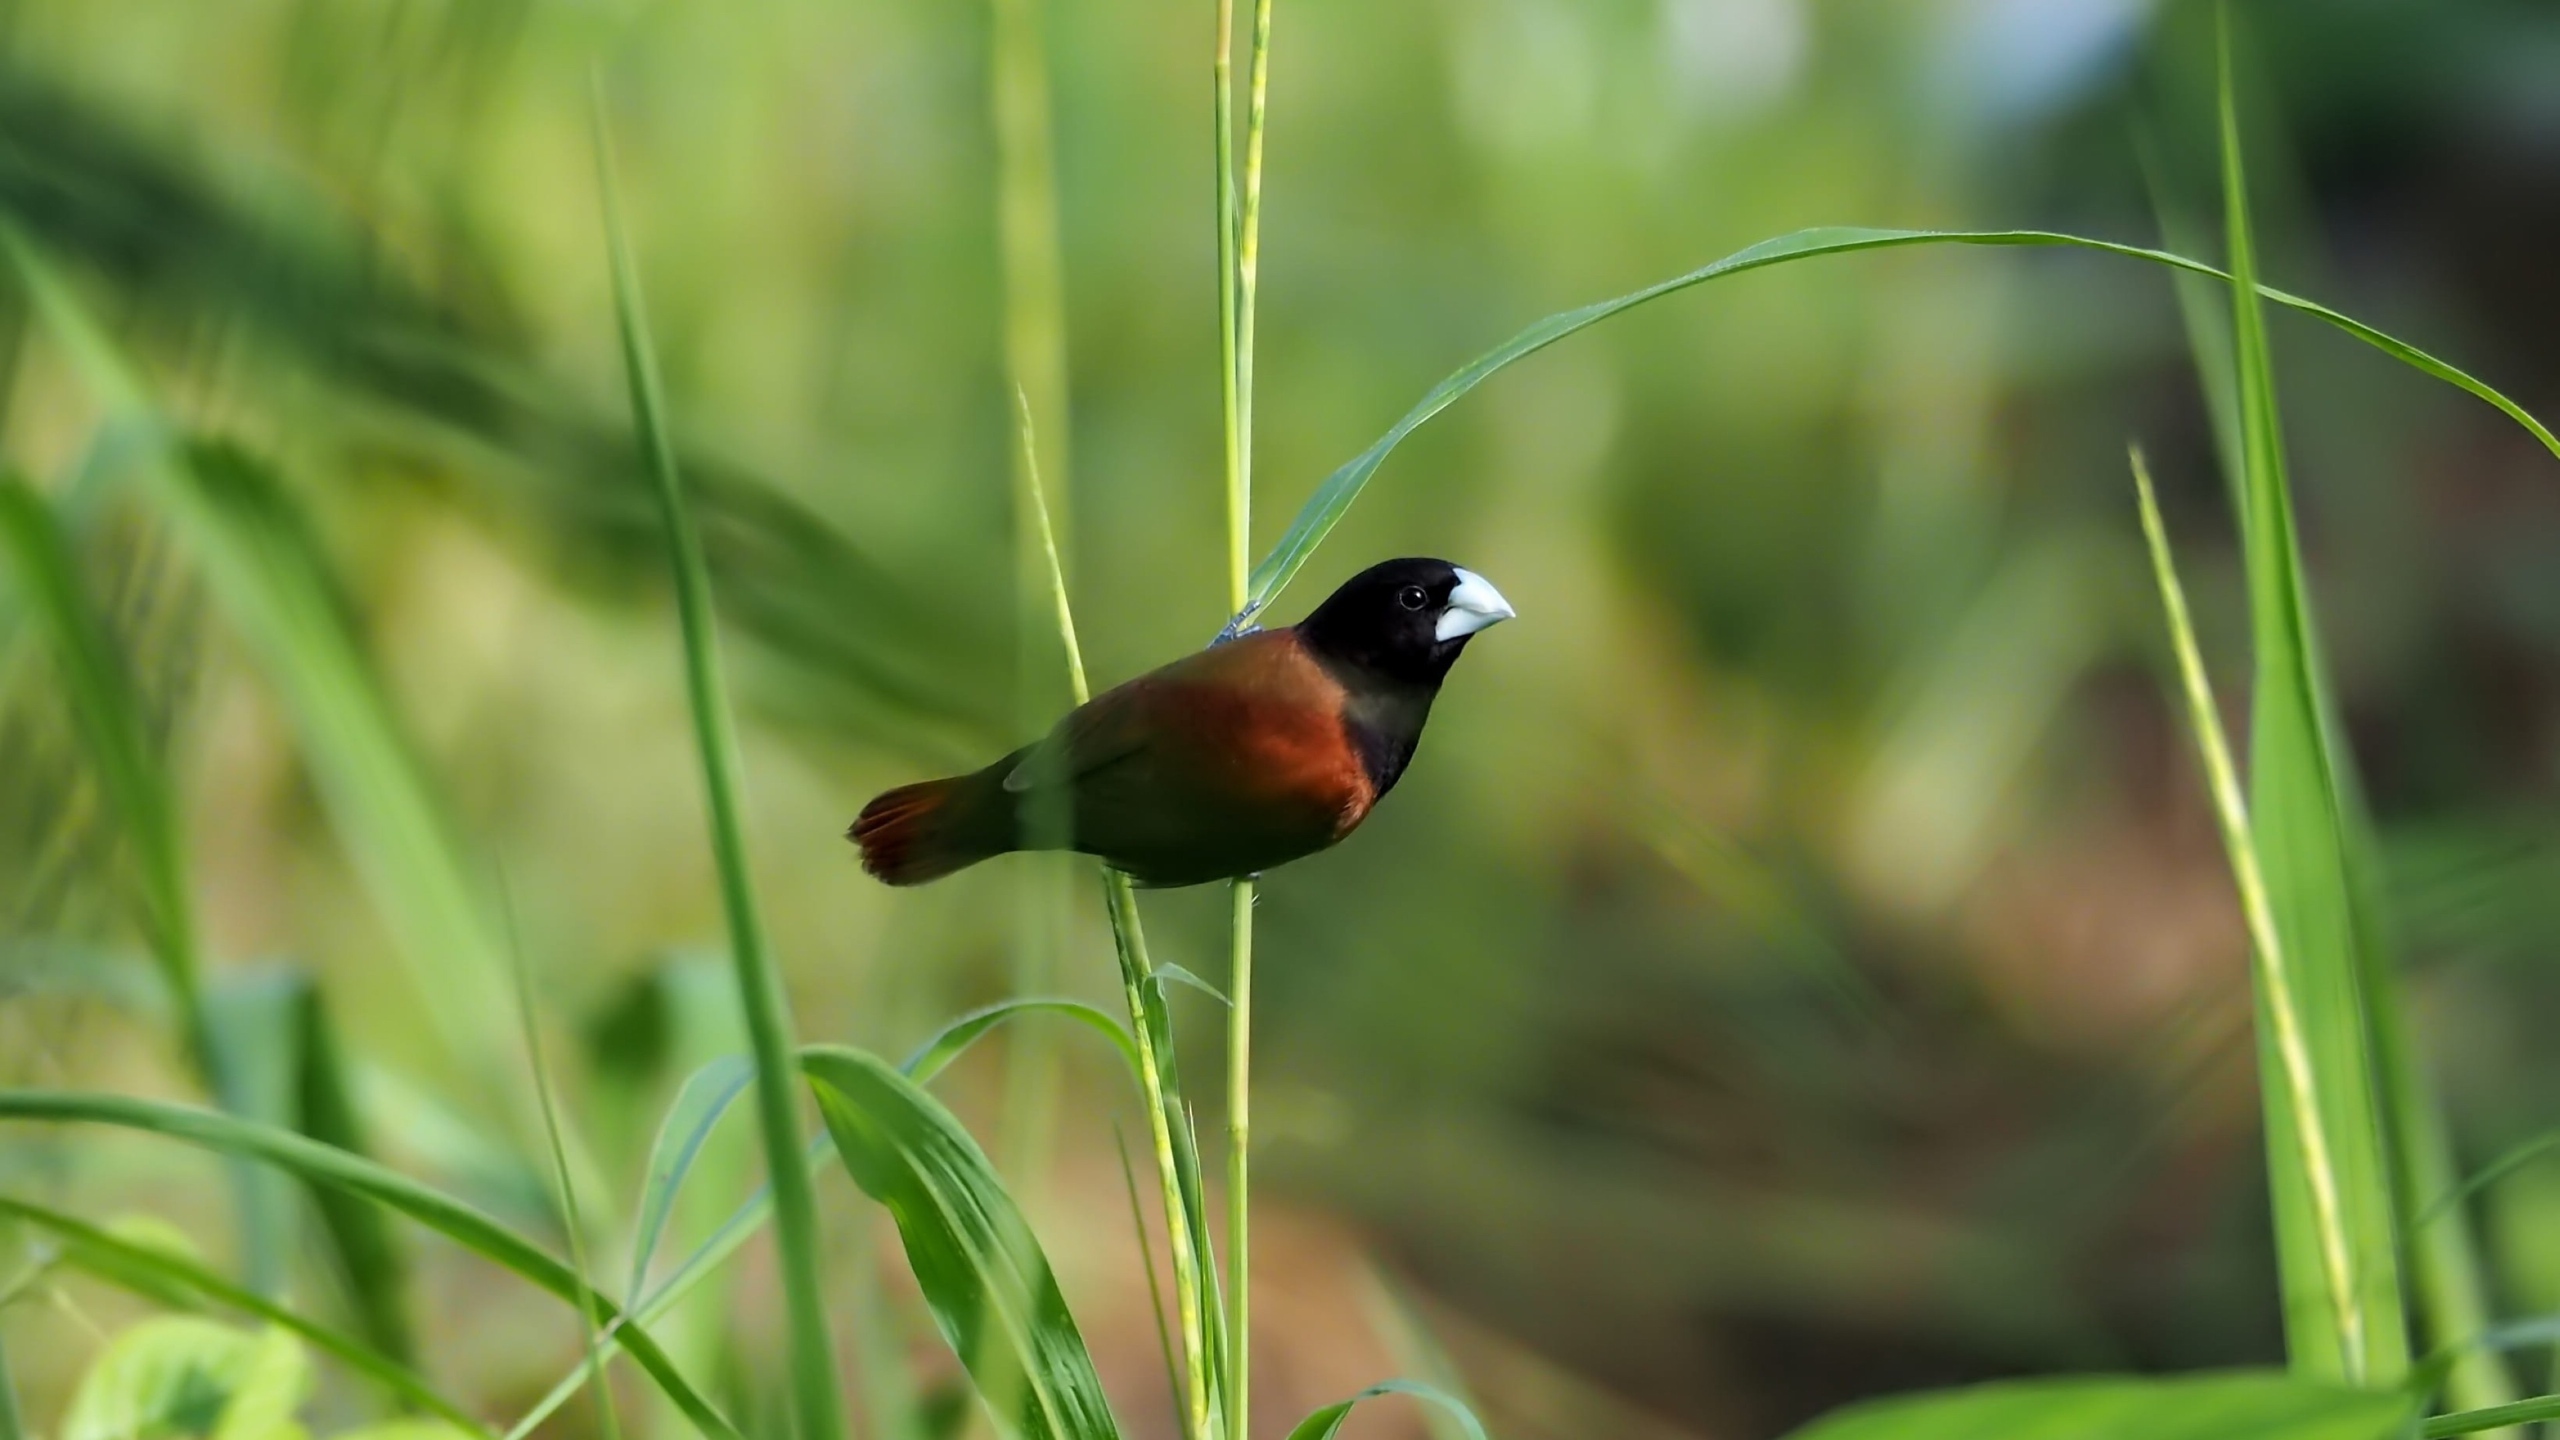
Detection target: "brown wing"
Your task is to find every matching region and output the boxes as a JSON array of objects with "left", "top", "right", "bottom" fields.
[{"left": 1007, "top": 629, "right": 1347, "bottom": 789}]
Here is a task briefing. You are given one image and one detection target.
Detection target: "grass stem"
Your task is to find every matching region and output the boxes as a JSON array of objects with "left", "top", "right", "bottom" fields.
[
  {"left": 1222, "top": 0, "right": 1273, "bottom": 1433},
  {"left": 591, "top": 78, "right": 844, "bottom": 1440},
  {"left": 2133, "top": 447, "right": 2364, "bottom": 1381},
  {"left": 1117, "top": 1123, "right": 1186, "bottom": 1437},
  {"left": 1224, "top": 877, "right": 1254, "bottom": 1439},
  {"left": 1213, "top": 0, "right": 1242, "bottom": 605}
]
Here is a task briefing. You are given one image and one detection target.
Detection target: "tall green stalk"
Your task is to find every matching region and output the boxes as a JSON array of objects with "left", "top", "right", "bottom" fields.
[
  {"left": 591, "top": 83, "right": 846, "bottom": 1440},
  {"left": 1220, "top": 1, "right": 1274, "bottom": 1435}
]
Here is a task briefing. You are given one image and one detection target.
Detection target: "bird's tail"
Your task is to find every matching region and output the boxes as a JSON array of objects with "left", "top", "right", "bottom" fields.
[{"left": 849, "top": 771, "right": 1016, "bottom": 885}]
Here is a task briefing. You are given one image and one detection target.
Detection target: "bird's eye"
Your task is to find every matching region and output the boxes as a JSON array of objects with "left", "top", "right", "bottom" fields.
[{"left": 1397, "top": 584, "right": 1429, "bottom": 611}]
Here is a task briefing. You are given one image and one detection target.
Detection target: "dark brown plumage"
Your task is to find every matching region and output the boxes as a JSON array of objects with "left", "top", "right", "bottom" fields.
[{"left": 849, "top": 557, "right": 1514, "bottom": 887}]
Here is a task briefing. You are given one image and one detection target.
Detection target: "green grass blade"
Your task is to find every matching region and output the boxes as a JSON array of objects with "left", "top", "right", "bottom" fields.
[
  {"left": 505, "top": 901, "right": 622, "bottom": 1440},
  {"left": 201, "top": 975, "right": 320, "bottom": 1298},
  {"left": 1353, "top": 1273, "right": 1481, "bottom": 1440},
  {"left": 2419, "top": 1129, "right": 2560, "bottom": 1230},
  {"left": 0, "top": 473, "right": 203, "bottom": 1050},
  {"left": 533, "top": 993, "right": 1145, "bottom": 1429},
  {"left": 1282, "top": 1382, "right": 1486, "bottom": 1440},
  {"left": 288, "top": 979, "right": 417, "bottom": 1366},
  {"left": 2215, "top": 11, "right": 2407, "bottom": 1384},
  {"left": 1233, "top": 228, "right": 2559, "bottom": 629},
  {"left": 2425, "top": 1395, "right": 2560, "bottom": 1437},
  {"left": 2150, "top": 94, "right": 2502, "bottom": 1413},
  {"left": 1227, "top": 20, "right": 1279, "bottom": 1427},
  {"left": 2133, "top": 125, "right": 2247, "bottom": 518},
  {"left": 0, "top": 1194, "right": 475, "bottom": 1433},
  {"left": 589, "top": 80, "right": 842, "bottom": 1440},
  {"left": 2132, "top": 450, "right": 2382, "bottom": 1383},
  {"left": 0, "top": 1090, "right": 739, "bottom": 1440},
  {"left": 509, "top": 1134, "right": 840, "bottom": 1440},
  {"left": 1782, "top": 1372, "right": 2412, "bottom": 1440},
  {"left": 802, "top": 1046, "right": 1123, "bottom": 1440},
  {"left": 2344, "top": 871, "right": 2509, "bottom": 1418},
  {"left": 627, "top": 1056, "right": 755, "bottom": 1303},
  {"left": 900, "top": 1000, "right": 1144, "bottom": 1089},
  {"left": 1149, "top": 967, "right": 1231, "bottom": 1009}
]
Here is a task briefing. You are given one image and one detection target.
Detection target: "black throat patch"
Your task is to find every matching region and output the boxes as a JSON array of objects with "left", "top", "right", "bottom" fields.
[{"left": 1338, "top": 683, "right": 1437, "bottom": 797}]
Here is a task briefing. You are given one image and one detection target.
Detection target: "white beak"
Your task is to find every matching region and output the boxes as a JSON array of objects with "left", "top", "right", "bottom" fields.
[{"left": 1435, "top": 567, "right": 1517, "bottom": 641}]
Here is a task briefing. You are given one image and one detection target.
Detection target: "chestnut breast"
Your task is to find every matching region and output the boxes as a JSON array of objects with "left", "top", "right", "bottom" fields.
[{"left": 1141, "top": 630, "right": 1378, "bottom": 841}]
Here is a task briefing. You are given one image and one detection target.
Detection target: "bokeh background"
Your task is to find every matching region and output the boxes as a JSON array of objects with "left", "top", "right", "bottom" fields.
[{"left": 4, "top": 0, "right": 2560, "bottom": 1436}]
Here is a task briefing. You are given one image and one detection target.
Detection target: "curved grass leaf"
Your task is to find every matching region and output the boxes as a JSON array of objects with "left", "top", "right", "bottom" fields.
[
  {"left": 2418, "top": 1129, "right": 2560, "bottom": 1231},
  {"left": 511, "top": 1000, "right": 1142, "bottom": 1438},
  {"left": 802, "top": 1046, "right": 1120, "bottom": 1440},
  {"left": 2426, "top": 1393, "right": 2560, "bottom": 1437},
  {"left": 626, "top": 1055, "right": 754, "bottom": 1303},
  {"left": 1148, "top": 967, "right": 1229, "bottom": 1010},
  {"left": 1782, "top": 1371, "right": 2413, "bottom": 1440},
  {"left": 901, "top": 1000, "right": 1144, "bottom": 1088},
  {"left": 1284, "top": 1381, "right": 1488, "bottom": 1440},
  {"left": 0, "top": 1090, "right": 739, "bottom": 1440},
  {"left": 0, "top": 1194, "right": 478, "bottom": 1433},
  {"left": 1235, "top": 228, "right": 2559, "bottom": 628}
]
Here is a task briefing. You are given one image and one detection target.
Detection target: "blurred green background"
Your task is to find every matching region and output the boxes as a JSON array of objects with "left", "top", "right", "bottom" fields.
[{"left": 5, "top": 0, "right": 2560, "bottom": 1436}]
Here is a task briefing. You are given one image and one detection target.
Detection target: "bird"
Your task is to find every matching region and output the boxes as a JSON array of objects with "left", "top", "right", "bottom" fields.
[{"left": 850, "top": 557, "right": 1515, "bottom": 887}]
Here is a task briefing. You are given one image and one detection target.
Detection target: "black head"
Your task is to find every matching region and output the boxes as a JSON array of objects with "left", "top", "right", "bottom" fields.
[{"left": 1294, "top": 557, "right": 1516, "bottom": 686}]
